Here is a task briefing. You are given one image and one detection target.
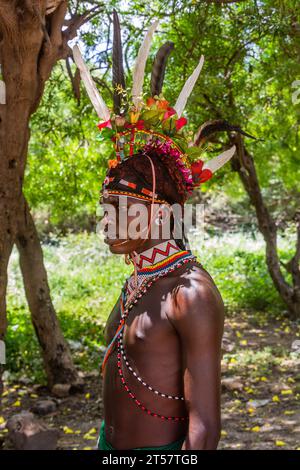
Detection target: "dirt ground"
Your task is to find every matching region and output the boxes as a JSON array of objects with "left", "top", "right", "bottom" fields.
[{"left": 1, "top": 312, "right": 299, "bottom": 450}]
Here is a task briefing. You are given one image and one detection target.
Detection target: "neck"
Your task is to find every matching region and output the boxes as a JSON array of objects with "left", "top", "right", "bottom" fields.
[
  {"left": 134, "top": 237, "right": 175, "bottom": 254},
  {"left": 130, "top": 238, "right": 184, "bottom": 272}
]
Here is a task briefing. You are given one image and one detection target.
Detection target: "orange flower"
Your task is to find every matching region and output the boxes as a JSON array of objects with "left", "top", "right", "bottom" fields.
[
  {"left": 108, "top": 159, "right": 119, "bottom": 168},
  {"left": 146, "top": 97, "right": 156, "bottom": 107},
  {"left": 157, "top": 99, "right": 169, "bottom": 110}
]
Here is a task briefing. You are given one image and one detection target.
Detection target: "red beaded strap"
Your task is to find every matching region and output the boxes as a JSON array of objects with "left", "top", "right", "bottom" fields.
[{"left": 117, "top": 348, "right": 188, "bottom": 422}]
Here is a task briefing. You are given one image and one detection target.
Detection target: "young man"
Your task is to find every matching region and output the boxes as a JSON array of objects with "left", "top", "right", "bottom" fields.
[
  {"left": 73, "top": 10, "right": 254, "bottom": 451},
  {"left": 97, "top": 151, "right": 225, "bottom": 450}
]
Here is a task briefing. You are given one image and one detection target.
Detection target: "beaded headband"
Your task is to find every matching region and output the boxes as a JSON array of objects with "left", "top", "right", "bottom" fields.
[{"left": 73, "top": 10, "right": 260, "bottom": 203}]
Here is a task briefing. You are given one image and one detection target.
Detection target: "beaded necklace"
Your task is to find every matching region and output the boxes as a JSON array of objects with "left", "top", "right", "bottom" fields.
[{"left": 101, "top": 240, "right": 200, "bottom": 422}]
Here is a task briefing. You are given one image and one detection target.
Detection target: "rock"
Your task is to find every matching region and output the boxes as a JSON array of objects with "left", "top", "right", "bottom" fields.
[
  {"left": 291, "top": 340, "right": 300, "bottom": 351},
  {"left": 31, "top": 400, "right": 57, "bottom": 416},
  {"left": 2, "top": 370, "right": 11, "bottom": 381},
  {"left": 32, "top": 384, "right": 48, "bottom": 394},
  {"left": 221, "top": 338, "right": 235, "bottom": 353},
  {"left": 18, "top": 377, "right": 33, "bottom": 386},
  {"left": 70, "top": 379, "right": 85, "bottom": 394},
  {"left": 85, "top": 369, "right": 100, "bottom": 378},
  {"left": 51, "top": 383, "right": 71, "bottom": 397},
  {"left": 51, "top": 380, "right": 84, "bottom": 397},
  {"left": 269, "top": 382, "right": 291, "bottom": 393},
  {"left": 246, "top": 399, "right": 270, "bottom": 410},
  {"left": 259, "top": 423, "right": 282, "bottom": 432},
  {"left": 6, "top": 411, "right": 59, "bottom": 450},
  {"left": 222, "top": 377, "right": 244, "bottom": 392}
]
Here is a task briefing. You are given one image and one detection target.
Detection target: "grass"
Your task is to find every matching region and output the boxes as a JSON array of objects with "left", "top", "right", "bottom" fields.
[{"left": 5, "top": 229, "right": 295, "bottom": 383}]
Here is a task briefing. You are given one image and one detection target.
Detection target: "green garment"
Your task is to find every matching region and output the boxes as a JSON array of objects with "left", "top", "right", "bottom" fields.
[{"left": 97, "top": 420, "right": 185, "bottom": 451}]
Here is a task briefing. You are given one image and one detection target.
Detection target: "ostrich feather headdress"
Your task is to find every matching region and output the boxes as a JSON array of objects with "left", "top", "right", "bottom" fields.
[{"left": 72, "top": 10, "right": 258, "bottom": 201}]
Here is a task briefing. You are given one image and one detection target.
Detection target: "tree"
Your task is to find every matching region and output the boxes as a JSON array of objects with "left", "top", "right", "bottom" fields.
[
  {"left": 23, "top": 0, "right": 300, "bottom": 319},
  {"left": 153, "top": 0, "right": 300, "bottom": 318},
  {"left": 0, "top": 0, "right": 105, "bottom": 392}
]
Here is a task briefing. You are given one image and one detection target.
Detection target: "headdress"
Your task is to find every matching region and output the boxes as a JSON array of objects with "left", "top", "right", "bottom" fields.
[{"left": 72, "top": 10, "right": 258, "bottom": 205}]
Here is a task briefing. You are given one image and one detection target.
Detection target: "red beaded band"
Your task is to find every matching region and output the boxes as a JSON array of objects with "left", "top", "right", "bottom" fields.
[{"left": 116, "top": 349, "right": 187, "bottom": 422}]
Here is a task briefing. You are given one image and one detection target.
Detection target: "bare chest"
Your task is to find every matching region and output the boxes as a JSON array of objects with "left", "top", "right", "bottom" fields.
[{"left": 104, "top": 283, "right": 181, "bottom": 373}]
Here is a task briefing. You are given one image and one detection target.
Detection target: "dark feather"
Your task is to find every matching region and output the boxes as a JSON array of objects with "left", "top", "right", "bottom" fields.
[
  {"left": 194, "top": 119, "right": 264, "bottom": 146},
  {"left": 112, "top": 9, "right": 126, "bottom": 115},
  {"left": 150, "top": 41, "right": 174, "bottom": 97}
]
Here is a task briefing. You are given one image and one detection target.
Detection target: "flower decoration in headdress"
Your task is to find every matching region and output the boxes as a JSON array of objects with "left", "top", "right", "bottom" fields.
[{"left": 73, "top": 10, "right": 259, "bottom": 202}]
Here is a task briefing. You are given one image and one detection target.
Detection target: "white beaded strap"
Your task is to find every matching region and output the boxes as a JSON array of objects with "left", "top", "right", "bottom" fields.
[{"left": 119, "top": 329, "right": 185, "bottom": 401}]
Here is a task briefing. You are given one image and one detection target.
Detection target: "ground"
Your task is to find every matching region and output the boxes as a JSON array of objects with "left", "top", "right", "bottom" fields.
[{"left": 1, "top": 310, "right": 299, "bottom": 450}]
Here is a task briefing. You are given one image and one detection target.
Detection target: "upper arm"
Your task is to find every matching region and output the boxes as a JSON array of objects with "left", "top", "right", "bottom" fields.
[{"left": 167, "top": 273, "right": 224, "bottom": 431}]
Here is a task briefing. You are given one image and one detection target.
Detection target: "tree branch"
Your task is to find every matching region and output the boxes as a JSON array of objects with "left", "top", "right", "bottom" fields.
[
  {"left": 62, "top": 5, "right": 105, "bottom": 44},
  {"left": 66, "top": 56, "right": 80, "bottom": 103},
  {"left": 38, "top": 0, "right": 68, "bottom": 82}
]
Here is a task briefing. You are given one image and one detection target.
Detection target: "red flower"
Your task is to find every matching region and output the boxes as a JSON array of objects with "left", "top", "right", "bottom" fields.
[
  {"left": 163, "top": 107, "right": 177, "bottom": 120},
  {"left": 175, "top": 117, "right": 187, "bottom": 131},
  {"left": 124, "top": 119, "right": 145, "bottom": 130},
  {"left": 97, "top": 119, "right": 112, "bottom": 130},
  {"left": 191, "top": 160, "right": 213, "bottom": 185}
]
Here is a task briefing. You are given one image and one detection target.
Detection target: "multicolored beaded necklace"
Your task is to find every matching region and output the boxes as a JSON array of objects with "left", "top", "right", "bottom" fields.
[{"left": 101, "top": 239, "right": 200, "bottom": 423}]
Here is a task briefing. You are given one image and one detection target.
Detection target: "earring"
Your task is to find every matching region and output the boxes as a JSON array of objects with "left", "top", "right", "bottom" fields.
[
  {"left": 155, "top": 208, "right": 163, "bottom": 226},
  {"left": 124, "top": 253, "right": 131, "bottom": 265}
]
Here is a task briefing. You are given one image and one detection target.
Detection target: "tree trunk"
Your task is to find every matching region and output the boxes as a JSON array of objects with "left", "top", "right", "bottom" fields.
[
  {"left": 16, "top": 195, "right": 79, "bottom": 387},
  {"left": 0, "top": 1, "right": 82, "bottom": 391},
  {"left": 231, "top": 133, "right": 300, "bottom": 319},
  {"left": 0, "top": 225, "right": 14, "bottom": 396}
]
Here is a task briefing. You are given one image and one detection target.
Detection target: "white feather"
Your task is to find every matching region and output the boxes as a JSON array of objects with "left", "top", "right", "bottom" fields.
[
  {"left": 0, "top": 80, "right": 5, "bottom": 104},
  {"left": 132, "top": 20, "right": 159, "bottom": 108},
  {"left": 174, "top": 55, "right": 204, "bottom": 118},
  {"left": 202, "top": 145, "right": 236, "bottom": 173},
  {"left": 72, "top": 44, "right": 110, "bottom": 121}
]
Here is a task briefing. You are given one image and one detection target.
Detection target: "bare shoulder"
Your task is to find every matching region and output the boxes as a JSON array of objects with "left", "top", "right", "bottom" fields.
[{"left": 166, "top": 260, "right": 225, "bottom": 325}]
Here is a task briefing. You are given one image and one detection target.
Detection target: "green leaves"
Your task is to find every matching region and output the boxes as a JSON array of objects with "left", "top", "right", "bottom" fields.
[{"left": 25, "top": 0, "right": 300, "bottom": 229}]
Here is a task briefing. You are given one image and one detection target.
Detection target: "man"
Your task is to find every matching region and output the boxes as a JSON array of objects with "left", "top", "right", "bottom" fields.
[
  {"left": 73, "top": 9, "right": 255, "bottom": 451},
  {"left": 97, "top": 150, "right": 225, "bottom": 450}
]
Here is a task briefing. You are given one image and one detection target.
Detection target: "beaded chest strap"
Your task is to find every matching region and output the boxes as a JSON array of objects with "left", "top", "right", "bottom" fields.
[{"left": 101, "top": 246, "right": 200, "bottom": 423}]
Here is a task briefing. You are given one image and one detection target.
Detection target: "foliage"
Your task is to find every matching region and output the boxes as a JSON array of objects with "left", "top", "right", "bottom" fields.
[
  {"left": 24, "top": 0, "right": 300, "bottom": 229},
  {"left": 6, "top": 231, "right": 293, "bottom": 382}
]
